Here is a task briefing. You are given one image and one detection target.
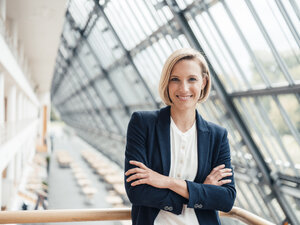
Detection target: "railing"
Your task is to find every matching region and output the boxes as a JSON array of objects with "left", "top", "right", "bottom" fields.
[
  {"left": 219, "top": 207, "right": 275, "bottom": 225},
  {"left": 0, "top": 119, "right": 36, "bottom": 145},
  {"left": 0, "top": 17, "right": 33, "bottom": 89},
  {"left": 0, "top": 207, "right": 276, "bottom": 225}
]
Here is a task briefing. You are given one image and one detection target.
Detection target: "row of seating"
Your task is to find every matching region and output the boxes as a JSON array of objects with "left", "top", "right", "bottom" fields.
[
  {"left": 70, "top": 162, "right": 98, "bottom": 205},
  {"left": 56, "top": 149, "right": 131, "bottom": 224},
  {"left": 21, "top": 154, "right": 49, "bottom": 210},
  {"left": 56, "top": 151, "right": 72, "bottom": 168},
  {"left": 56, "top": 151, "right": 97, "bottom": 204},
  {"left": 81, "top": 149, "right": 129, "bottom": 207}
]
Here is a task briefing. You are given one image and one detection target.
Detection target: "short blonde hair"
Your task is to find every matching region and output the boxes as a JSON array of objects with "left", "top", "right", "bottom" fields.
[{"left": 159, "top": 48, "right": 211, "bottom": 105}]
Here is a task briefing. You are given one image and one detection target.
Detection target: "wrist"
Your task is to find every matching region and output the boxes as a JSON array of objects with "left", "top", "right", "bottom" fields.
[{"left": 166, "top": 176, "right": 175, "bottom": 189}]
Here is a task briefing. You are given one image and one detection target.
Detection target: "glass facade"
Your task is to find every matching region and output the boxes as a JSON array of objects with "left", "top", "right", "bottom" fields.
[{"left": 51, "top": 0, "right": 300, "bottom": 224}]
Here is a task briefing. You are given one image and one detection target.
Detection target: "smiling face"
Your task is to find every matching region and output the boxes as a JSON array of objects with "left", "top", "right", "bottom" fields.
[{"left": 168, "top": 59, "right": 206, "bottom": 112}]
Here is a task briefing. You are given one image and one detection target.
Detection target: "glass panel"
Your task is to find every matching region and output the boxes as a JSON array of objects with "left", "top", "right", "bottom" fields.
[
  {"left": 251, "top": 0, "right": 300, "bottom": 83},
  {"left": 226, "top": 0, "right": 288, "bottom": 86},
  {"left": 109, "top": 67, "right": 142, "bottom": 105}
]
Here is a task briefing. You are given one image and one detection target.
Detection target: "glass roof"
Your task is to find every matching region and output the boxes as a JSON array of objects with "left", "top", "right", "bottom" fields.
[{"left": 51, "top": 0, "right": 300, "bottom": 224}]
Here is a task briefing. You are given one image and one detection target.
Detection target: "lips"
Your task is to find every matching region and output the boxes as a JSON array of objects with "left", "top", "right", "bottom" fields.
[{"left": 176, "top": 95, "right": 192, "bottom": 101}]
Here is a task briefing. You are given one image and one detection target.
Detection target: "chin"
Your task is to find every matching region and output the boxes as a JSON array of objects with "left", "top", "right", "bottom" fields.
[{"left": 173, "top": 103, "right": 196, "bottom": 111}]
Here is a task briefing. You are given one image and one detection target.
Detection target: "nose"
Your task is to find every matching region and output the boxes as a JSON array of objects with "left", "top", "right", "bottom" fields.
[{"left": 179, "top": 80, "right": 189, "bottom": 92}]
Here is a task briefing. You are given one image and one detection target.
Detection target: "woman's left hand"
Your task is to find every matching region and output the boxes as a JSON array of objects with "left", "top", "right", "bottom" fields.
[{"left": 125, "top": 160, "right": 170, "bottom": 189}]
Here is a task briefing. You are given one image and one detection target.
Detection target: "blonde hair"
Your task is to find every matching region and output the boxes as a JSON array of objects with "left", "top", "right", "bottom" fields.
[{"left": 159, "top": 48, "right": 211, "bottom": 105}]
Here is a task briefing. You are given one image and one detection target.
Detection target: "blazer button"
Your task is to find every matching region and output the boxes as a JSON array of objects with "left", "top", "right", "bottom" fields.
[
  {"left": 194, "top": 204, "right": 203, "bottom": 208},
  {"left": 169, "top": 206, "right": 173, "bottom": 211},
  {"left": 164, "top": 206, "right": 169, "bottom": 211}
]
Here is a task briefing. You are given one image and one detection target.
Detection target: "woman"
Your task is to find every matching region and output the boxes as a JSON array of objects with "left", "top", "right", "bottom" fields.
[{"left": 124, "top": 48, "right": 236, "bottom": 225}]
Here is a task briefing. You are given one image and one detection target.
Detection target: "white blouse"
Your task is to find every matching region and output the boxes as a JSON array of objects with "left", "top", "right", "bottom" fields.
[{"left": 154, "top": 117, "right": 199, "bottom": 225}]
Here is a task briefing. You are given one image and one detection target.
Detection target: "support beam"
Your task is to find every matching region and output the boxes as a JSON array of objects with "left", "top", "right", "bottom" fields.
[
  {"left": 229, "top": 84, "right": 300, "bottom": 98},
  {"left": 165, "top": 1, "right": 299, "bottom": 224},
  {"left": 94, "top": 1, "right": 159, "bottom": 109}
]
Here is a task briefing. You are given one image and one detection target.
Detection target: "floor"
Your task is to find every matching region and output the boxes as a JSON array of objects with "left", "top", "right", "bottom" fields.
[{"left": 45, "top": 131, "right": 122, "bottom": 225}]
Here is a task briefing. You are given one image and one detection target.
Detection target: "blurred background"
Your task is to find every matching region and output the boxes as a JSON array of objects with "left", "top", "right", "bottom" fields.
[{"left": 0, "top": 0, "right": 299, "bottom": 224}]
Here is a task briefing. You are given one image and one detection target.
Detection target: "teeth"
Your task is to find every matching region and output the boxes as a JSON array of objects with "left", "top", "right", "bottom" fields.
[{"left": 177, "top": 95, "right": 192, "bottom": 100}]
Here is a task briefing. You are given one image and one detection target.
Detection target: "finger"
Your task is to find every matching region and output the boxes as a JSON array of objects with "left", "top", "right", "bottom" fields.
[
  {"left": 125, "top": 168, "right": 145, "bottom": 176},
  {"left": 222, "top": 172, "right": 233, "bottom": 177},
  {"left": 220, "top": 168, "right": 232, "bottom": 173},
  {"left": 129, "top": 160, "right": 148, "bottom": 169},
  {"left": 212, "top": 164, "right": 225, "bottom": 173},
  {"left": 216, "top": 172, "right": 232, "bottom": 180},
  {"left": 218, "top": 179, "right": 232, "bottom": 185},
  {"left": 131, "top": 178, "right": 147, "bottom": 186},
  {"left": 126, "top": 173, "right": 148, "bottom": 182}
]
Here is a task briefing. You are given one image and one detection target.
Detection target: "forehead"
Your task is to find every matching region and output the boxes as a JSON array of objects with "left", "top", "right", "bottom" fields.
[{"left": 171, "top": 59, "right": 202, "bottom": 75}]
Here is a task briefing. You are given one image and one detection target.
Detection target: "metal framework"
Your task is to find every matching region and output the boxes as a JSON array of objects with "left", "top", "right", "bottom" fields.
[{"left": 51, "top": 0, "right": 300, "bottom": 224}]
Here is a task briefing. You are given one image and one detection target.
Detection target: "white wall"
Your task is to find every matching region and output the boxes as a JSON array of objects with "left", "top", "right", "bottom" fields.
[{"left": 0, "top": 0, "right": 41, "bottom": 210}]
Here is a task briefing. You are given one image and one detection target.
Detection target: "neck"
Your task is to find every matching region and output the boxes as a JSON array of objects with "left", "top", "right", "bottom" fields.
[{"left": 170, "top": 106, "right": 196, "bottom": 132}]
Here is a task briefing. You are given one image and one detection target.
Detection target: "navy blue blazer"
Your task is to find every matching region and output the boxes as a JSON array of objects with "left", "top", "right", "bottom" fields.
[{"left": 124, "top": 106, "right": 236, "bottom": 225}]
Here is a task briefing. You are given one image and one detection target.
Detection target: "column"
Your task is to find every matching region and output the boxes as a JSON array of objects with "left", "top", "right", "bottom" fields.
[
  {"left": 0, "top": 0, "right": 6, "bottom": 22},
  {"left": 17, "top": 92, "right": 24, "bottom": 121},
  {"left": 0, "top": 72, "right": 4, "bottom": 123},
  {"left": 7, "top": 85, "right": 16, "bottom": 122},
  {"left": 0, "top": 176, "right": 2, "bottom": 209}
]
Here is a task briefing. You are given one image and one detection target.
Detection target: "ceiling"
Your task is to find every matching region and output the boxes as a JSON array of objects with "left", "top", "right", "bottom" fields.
[{"left": 6, "top": 0, "right": 67, "bottom": 94}]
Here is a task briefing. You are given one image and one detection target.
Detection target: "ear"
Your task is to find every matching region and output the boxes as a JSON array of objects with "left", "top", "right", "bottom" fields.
[{"left": 201, "top": 76, "right": 207, "bottom": 90}]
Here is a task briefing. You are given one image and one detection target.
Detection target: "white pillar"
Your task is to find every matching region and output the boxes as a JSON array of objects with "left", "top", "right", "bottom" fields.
[
  {"left": 17, "top": 92, "right": 22, "bottom": 121},
  {"left": 0, "top": 0, "right": 6, "bottom": 22},
  {"left": 2, "top": 160, "right": 14, "bottom": 209},
  {"left": 19, "top": 93, "right": 24, "bottom": 120},
  {"left": 0, "top": 73, "right": 4, "bottom": 123},
  {"left": 14, "top": 153, "right": 21, "bottom": 186},
  {"left": 24, "top": 97, "right": 28, "bottom": 119},
  {"left": 0, "top": 176, "right": 2, "bottom": 208},
  {"left": 6, "top": 18, "right": 18, "bottom": 50},
  {"left": 7, "top": 85, "right": 16, "bottom": 122}
]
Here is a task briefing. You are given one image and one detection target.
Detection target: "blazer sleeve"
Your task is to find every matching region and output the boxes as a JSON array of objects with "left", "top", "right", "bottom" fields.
[
  {"left": 185, "top": 129, "right": 236, "bottom": 212},
  {"left": 124, "top": 112, "right": 187, "bottom": 215}
]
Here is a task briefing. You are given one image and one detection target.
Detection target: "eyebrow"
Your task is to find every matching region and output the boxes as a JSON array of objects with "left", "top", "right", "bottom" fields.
[{"left": 170, "top": 74, "right": 199, "bottom": 77}]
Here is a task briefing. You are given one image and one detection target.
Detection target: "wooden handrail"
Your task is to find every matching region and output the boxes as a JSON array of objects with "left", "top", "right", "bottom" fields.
[
  {"left": 220, "top": 207, "right": 275, "bottom": 225},
  {"left": 0, "top": 208, "right": 130, "bottom": 224},
  {"left": 0, "top": 207, "right": 275, "bottom": 225}
]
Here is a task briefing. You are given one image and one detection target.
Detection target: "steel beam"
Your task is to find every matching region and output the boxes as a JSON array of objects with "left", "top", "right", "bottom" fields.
[
  {"left": 93, "top": 0, "right": 159, "bottom": 109},
  {"left": 165, "top": 0, "right": 299, "bottom": 224}
]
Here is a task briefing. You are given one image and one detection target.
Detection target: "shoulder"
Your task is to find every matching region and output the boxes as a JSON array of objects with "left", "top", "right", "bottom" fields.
[
  {"left": 130, "top": 109, "right": 160, "bottom": 124},
  {"left": 200, "top": 119, "right": 229, "bottom": 148},
  {"left": 201, "top": 117, "right": 227, "bottom": 138}
]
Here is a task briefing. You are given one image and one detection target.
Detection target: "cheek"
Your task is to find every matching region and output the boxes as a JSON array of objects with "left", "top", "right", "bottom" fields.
[
  {"left": 168, "top": 84, "right": 175, "bottom": 93},
  {"left": 191, "top": 85, "right": 202, "bottom": 95}
]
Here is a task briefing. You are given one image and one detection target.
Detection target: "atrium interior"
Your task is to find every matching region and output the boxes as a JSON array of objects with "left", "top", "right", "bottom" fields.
[{"left": 0, "top": 0, "right": 299, "bottom": 224}]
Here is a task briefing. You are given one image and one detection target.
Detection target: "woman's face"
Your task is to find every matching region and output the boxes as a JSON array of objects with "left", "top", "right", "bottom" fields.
[{"left": 168, "top": 59, "right": 206, "bottom": 112}]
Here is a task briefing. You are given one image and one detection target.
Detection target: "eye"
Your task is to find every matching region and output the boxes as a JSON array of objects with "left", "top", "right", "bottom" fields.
[
  {"left": 189, "top": 77, "right": 198, "bottom": 81},
  {"left": 170, "top": 77, "right": 179, "bottom": 82}
]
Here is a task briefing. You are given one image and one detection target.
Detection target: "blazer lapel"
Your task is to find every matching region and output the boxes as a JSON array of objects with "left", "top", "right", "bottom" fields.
[
  {"left": 156, "top": 106, "right": 171, "bottom": 176},
  {"left": 195, "top": 110, "right": 211, "bottom": 182}
]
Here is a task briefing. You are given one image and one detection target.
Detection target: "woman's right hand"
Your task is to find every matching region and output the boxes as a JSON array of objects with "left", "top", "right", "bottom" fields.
[{"left": 204, "top": 164, "right": 232, "bottom": 186}]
